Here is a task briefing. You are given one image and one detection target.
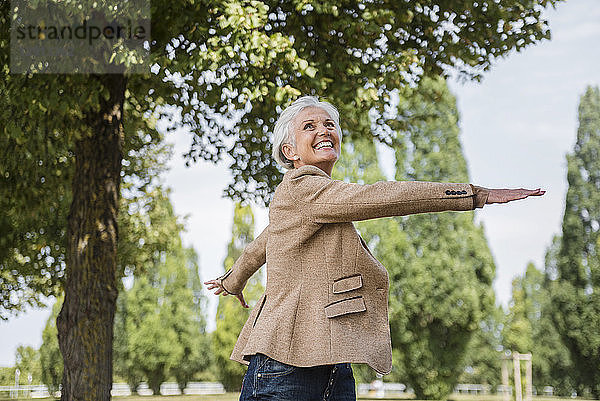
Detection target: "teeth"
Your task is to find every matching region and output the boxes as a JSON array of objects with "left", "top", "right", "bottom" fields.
[{"left": 315, "top": 141, "right": 333, "bottom": 150}]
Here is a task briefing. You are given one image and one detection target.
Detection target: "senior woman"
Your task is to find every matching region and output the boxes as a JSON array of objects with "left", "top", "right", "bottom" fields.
[{"left": 205, "top": 96, "right": 544, "bottom": 400}]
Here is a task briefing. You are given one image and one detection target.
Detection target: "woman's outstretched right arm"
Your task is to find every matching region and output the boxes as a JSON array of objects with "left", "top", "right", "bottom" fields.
[{"left": 204, "top": 224, "right": 269, "bottom": 308}]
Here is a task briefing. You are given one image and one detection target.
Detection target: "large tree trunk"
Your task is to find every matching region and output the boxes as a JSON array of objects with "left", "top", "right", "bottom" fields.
[{"left": 57, "top": 74, "right": 127, "bottom": 401}]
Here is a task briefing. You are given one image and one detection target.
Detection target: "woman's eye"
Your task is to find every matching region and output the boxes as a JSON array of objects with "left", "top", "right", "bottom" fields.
[
  {"left": 325, "top": 122, "right": 335, "bottom": 128},
  {"left": 304, "top": 123, "right": 313, "bottom": 129}
]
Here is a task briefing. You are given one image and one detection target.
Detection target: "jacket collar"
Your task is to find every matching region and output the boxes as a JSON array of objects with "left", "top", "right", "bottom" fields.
[{"left": 285, "top": 165, "right": 332, "bottom": 180}]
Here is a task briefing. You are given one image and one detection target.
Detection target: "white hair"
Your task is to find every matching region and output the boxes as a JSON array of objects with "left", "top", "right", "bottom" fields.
[{"left": 272, "top": 96, "right": 342, "bottom": 169}]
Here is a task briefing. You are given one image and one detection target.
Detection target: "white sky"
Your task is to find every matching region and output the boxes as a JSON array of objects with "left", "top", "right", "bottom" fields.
[{"left": 1, "top": 0, "right": 599, "bottom": 367}]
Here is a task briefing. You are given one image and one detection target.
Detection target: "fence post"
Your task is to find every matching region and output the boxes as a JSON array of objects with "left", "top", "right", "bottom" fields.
[
  {"left": 513, "top": 352, "right": 522, "bottom": 401},
  {"left": 502, "top": 358, "right": 510, "bottom": 401},
  {"left": 525, "top": 355, "right": 533, "bottom": 401}
]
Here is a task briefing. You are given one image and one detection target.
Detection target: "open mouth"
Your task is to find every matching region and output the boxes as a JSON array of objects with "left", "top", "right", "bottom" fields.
[{"left": 314, "top": 140, "right": 334, "bottom": 150}]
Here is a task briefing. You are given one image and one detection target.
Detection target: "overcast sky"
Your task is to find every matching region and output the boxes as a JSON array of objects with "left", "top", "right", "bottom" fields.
[{"left": 1, "top": 0, "right": 599, "bottom": 367}]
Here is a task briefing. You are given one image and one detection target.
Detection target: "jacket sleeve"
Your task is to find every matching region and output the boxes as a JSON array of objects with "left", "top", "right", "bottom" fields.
[
  {"left": 218, "top": 224, "right": 268, "bottom": 295},
  {"left": 288, "top": 173, "right": 484, "bottom": 224},
  {"left": 470, "top": 184, "right": 490, "bottom": 208}
]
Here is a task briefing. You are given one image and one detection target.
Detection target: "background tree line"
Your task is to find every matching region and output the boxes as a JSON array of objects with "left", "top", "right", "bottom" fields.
[
  {"left": 457, "top": 86, "right": 600, "bottom": 399},
  {"left": 3, "top": 84, "right": 598, "bottom": 400}
]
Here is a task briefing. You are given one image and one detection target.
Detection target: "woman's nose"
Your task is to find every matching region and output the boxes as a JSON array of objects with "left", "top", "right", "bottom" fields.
[{"left": 318, "top": 125, "right": 330, "bottom": 136}]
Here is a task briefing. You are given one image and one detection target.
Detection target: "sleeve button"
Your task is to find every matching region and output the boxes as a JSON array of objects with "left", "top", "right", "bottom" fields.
[{"left": 445, "top": 190, "right": 451, "bottom": 195}]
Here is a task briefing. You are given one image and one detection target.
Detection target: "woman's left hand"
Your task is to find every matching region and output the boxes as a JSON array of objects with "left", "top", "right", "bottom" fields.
[
  {"left": 486, "top": 187, "right": 545, "bottom": 204},
  {"left": 204, "top": 278, "right": 249, "bottom": 308}
]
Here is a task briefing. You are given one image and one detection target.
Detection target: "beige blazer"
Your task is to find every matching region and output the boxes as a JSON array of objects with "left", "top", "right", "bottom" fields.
[{"left": 218, "top": 165, "right": 488, "bottom": 374}]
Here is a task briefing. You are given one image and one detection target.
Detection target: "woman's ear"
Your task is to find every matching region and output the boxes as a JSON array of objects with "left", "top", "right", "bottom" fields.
[{"left": 281, "top": 143, "right": 298, "bottom": 161}]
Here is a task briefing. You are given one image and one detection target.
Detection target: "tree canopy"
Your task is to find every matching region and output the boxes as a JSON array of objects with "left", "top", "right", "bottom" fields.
[{"left": 181, "top": 0, "right": 564, "bottom": 204}]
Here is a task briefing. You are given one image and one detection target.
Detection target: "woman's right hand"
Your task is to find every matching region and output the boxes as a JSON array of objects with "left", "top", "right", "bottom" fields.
[{"left": 204, "top": 278, "right": 249, "bottom": 308}]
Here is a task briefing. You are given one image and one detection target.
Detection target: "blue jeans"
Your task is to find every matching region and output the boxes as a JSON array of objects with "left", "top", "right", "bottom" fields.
[{"left": 239, "top": 353, "right": 356, "bottom": 401}]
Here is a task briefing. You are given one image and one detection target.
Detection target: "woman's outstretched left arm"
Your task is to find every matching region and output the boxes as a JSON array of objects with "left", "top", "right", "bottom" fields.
[{"left": 288, "top": 169, "right": 545, "bottom": 224}]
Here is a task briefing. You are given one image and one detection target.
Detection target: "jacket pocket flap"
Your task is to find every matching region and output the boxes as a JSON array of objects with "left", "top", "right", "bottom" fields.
[
  {"left": 332, "top": 274, "right": 363, "bottom": 294},
  {"left": 325, "top": 296, "right": 366, "bottom": 318}
]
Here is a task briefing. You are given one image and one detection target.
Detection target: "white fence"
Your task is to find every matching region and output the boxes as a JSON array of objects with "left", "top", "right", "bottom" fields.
[
  {"left": 0, "top": 382, "right": 225, "bottom": 398},
  {"left": 1, "top": 382, "right": 555, "bottom": 398},
  {"left": 358, "top": 382, "right": 556, "bottom": 399},
  {"left": 358, "top": 381, "right": 410, "bottom": 398},
  {"left": 0, "top": 385, "right": 52, "bottom": 399}
]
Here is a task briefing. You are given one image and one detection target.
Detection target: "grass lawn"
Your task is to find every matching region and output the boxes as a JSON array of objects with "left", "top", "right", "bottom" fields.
[{"left": 1, "top": 393, "right": 587, "bottom": 401}]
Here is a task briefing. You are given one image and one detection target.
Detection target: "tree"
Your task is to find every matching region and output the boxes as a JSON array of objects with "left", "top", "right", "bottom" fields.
[
  {"left": 163, "top": 247, "right": 211, "bottom": 392},
  {"left": 116, "top": 251, "right": 208, "bottom": 395},
  {"left": 502, "top": 263, "right": 540, "bottom": 396},
  {"left": 503, "top": 266, "right": 536, "bottom": 354},
  {"left": 503, "top": 259, "right": 575, "bottom": 396},
  {"left": 213, "top": 203, "right": 264, "bottom": 391},
  {"left": 458, "top": 306, "right": 503, "bottom": 389},
  {"left": 538, "top": 235, "right": 575, "bottom": 396},
  {"left": 14, "top": 345, "right": 42, "bottom": 385},
  {"left": 127, "top": 275, "right": 183, "bottom": 395},
  {"left": 549, "top": 86, "right": 600, "bottom": 398},
  {"left": 385, "top": 77, "right": 495, "bottom": 399},
  {"left": 333, "top": 78, "right": 496, "bottom": 399},
  {"left": 113, "top": 189, "right": 210, "bottom": 395},
  {"left": 0, "top": 367, "right": 16, "bottom": 386},
  {"left": 0, "top": 0, "right": 564, "bottom": 397},
  {"left": 39, "top": 295, "right": 64, "bottom": 395}
]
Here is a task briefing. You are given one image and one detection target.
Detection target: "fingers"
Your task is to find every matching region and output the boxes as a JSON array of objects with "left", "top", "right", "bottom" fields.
[
  {"left": 203, "top": 279, "right": 230, "bottom": 296},
  {"left": 237, "top": 293, "right": 249, "bottom": 308},
  {"left": 515, "top": 188, "right": 545, "bottom": 198},
  {"left": 202, "top": 280, "right": 248, "bottom": 309},
  {"left": 204, "top": 280, "right": 222, "bottom": 291},
  {"left": 214, "top": 287, "right": 228, "bottom": 296},
  {"left": 504, "top": 192, "right": 539, "bottom": 202},
  {"left": 508, "top": 188, "right": 546, "bottom": 202},
  {"left": 487, "top": 188, "right": 545, "bottom": 204}
]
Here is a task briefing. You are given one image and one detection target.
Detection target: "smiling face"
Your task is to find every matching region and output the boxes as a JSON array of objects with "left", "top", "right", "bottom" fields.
[{"left": 281, "top": 106, "right": 341, "bottom": 176}]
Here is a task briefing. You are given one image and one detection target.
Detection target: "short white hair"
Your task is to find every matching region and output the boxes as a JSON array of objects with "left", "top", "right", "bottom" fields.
[{"left": 272, "top": 96, "right": 342, "bottom": 170}]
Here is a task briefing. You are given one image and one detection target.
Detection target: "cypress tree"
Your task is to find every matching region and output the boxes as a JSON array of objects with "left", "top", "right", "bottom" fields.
[
  {"left": 457, "top": 305, "right": 503, "bottom": 389},
  {"left": 538, "top": 235, "right": 574, "bottom": 396},
  {"left": 388, "top": 77, "right": 495, "bottom": 399},
  {"left": 112, "top": 189, "right": 210, "bottom": 394},
  {"left": 550, "top": 86, "right": 600, "bottom": 397},
  {"left": 503, "top": 262, "right": 574, "bottom": 395},
  {"left": 334, "top": 77, "right": 495, "bottom": 399}
]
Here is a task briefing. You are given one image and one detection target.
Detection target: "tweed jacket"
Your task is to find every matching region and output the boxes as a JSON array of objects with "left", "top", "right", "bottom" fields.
[{"left": 218, "top": 164, "right": 489, "bottom": 375}]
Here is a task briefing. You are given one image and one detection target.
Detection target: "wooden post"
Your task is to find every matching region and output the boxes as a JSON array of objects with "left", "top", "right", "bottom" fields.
[
  {"left": 525, "top": 355, "right": 533, "bottom": 401},
  {"left": 513, "top": 352, "right": 522, "bottom": 401},
  {"left": 502, "top": 358, "right": 510, "bottom": 401}
]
